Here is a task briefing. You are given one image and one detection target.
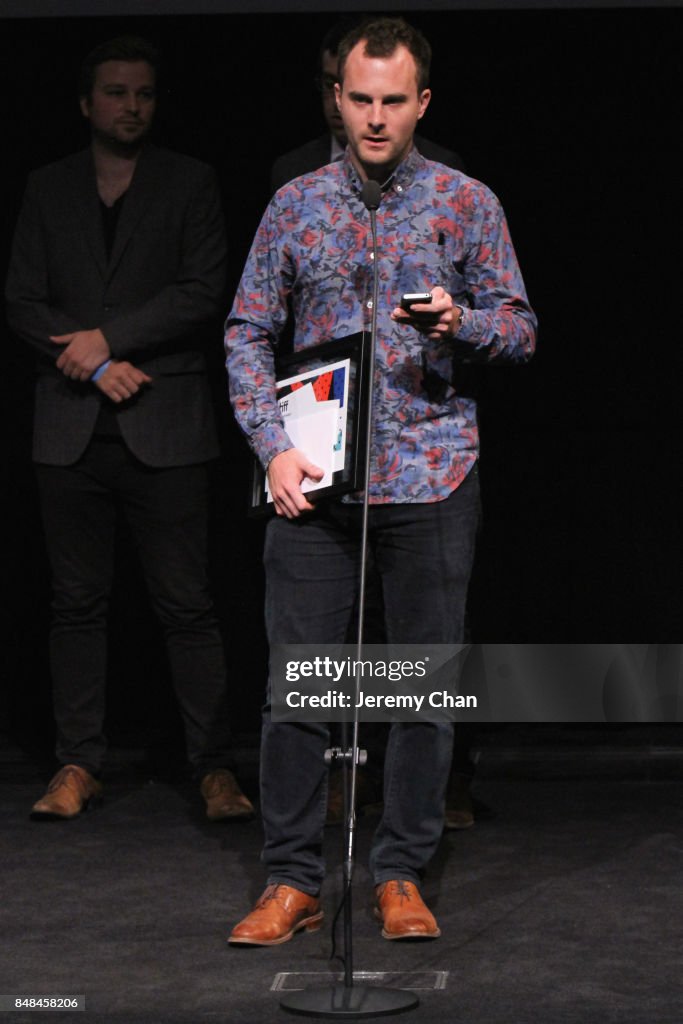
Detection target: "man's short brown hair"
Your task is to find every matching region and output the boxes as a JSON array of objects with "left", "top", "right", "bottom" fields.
[
  {"left": 337, "top": 17, "right": 432, "bottom": 93},
  {"left": 79, "top": 36, "right": 160, "bottom": 99}
]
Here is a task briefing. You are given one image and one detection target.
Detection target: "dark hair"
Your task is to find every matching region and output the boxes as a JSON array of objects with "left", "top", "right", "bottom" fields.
[
  {"left": 318, "top": 17, "right": 360, "bottom": 66},
  {"left": 337, "top": 17, "right": 431, "bottom": 93},
  {"left": 79, "top": 36, "right": 161, "bottom": 99}
]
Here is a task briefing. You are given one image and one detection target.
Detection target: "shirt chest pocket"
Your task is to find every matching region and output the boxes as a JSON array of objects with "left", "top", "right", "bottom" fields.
[{"left": 385, "top": 244, "right": 469, "bottom": 308}]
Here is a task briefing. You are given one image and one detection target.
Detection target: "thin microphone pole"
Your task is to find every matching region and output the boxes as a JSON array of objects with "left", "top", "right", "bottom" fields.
[
  {"left": 280, "top": 179, "right": 418, "bottom": 1018},
  {"left": 341, "top": 177, "right": 382, "bottom": 988}
]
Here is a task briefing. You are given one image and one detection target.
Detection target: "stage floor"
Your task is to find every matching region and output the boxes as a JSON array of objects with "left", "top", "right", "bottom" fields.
[{"left": 1, "top": 735, "right": 681, "bottom": 1023}]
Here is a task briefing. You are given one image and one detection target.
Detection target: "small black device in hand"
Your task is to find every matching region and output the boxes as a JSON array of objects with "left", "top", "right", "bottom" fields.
[{"left": 400, "top": 291, "right": 432, "bottom": 308}]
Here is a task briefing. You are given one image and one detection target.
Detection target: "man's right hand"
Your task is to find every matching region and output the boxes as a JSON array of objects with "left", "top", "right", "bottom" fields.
[
  {"left": 52, "top": 328, "right": 111, "bottom": 380},
  {"left": 94, "top": 361, "right": 152, "bottom": 403},
  {"left": 267, "top": 449, "right": 324, "bottom": 519}
]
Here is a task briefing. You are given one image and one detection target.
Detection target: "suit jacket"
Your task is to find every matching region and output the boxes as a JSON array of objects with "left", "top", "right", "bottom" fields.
[
  {"left": 270, "top": 132, "right": 466, "bottom": 194},
  {"left": 6, "top": 145, "right": 227, "bottom": 467}
]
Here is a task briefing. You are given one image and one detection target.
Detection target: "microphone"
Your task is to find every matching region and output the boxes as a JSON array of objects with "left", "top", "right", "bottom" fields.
[{"left": 360, "top": 179, "right": 382, "bottom": 212}]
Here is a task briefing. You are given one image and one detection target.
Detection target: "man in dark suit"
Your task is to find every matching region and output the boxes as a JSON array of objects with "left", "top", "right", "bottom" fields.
[
  {"left": 6, "top": 36, "right": 253, "bottom": 822},
  {"left": 270, "top": 18, "right": 465, "bottom": 195}
]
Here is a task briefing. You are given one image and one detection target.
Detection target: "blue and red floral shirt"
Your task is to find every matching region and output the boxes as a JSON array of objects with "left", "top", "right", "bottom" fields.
[{"left": 225, "top": 147, "right": 536, "bottom": 504}]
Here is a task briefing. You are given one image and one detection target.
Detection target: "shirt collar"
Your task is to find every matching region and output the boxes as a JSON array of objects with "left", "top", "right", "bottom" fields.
[
  {"left": 342, "top": 144, "right": 425, "bottom": 197},
  {"left": 330, "top": 134, "right": 345, "bottom": 163}
]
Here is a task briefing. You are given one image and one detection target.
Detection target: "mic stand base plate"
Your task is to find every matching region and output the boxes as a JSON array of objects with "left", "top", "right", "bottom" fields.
[{"left": 280, "top": 983, "right": 418, "bottom": 1019}]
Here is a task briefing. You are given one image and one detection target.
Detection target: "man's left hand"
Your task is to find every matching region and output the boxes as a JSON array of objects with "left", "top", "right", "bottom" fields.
[
  {"left": 94, "top": 361, "right": 152, "bottom": 403},
  {"left": 391, "top": 286, "right": 463, "bottom": 340},
  {"left": 52, "top": 328, "right": 111, "bottom": 381}
]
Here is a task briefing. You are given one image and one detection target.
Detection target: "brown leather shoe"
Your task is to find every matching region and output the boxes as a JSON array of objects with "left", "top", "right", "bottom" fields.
[
  {"left": 444, "top": 771, "right": 475, "bottom": 830},
  {"left": 31, "top": 765, "right": 102, "bottom": 820},
  {"left": 200, "top": 769, "right": 254, "bottom": 821},
  {"left": 228, "top": 884, "right": 323, "bottom": 946},
  {"left": 374, "top": 880, "right": 441, "bottom": 940}
]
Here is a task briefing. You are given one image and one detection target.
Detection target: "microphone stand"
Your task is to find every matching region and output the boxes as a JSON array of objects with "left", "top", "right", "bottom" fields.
[{"left": 280, "top": 181, "right": 418, "bottom": 1019}]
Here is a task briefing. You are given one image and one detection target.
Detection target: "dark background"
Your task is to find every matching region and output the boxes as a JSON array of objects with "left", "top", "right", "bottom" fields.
[{"left": 2, "top": 6, "right": 682, "bottom": 763}]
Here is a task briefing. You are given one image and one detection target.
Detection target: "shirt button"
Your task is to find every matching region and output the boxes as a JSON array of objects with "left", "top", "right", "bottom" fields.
[{"left": 366, "top": 300, "right": 373, "bottom": 309}]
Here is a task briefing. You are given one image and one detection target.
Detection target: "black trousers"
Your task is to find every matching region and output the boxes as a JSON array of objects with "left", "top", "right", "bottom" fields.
[
  {"left": 260, "top": 470, "right": 481, "bottom": 892},
  {"left": 35, "top": 437, "right": 233, "bottom": 777}
]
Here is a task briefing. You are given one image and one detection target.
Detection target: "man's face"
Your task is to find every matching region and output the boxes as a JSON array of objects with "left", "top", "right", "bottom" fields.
[
  {"left": 320, "top": 49, "right": 346, "bottom": 146},
  {"left": 335, "top": 42, "right": 430, "bottom": 181},
  {"left": 80, "top": 60, "right": 156, "bottom": 149}
]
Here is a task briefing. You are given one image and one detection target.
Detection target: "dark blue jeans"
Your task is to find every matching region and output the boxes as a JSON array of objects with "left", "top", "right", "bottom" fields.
[
  {"left": 35, "top": 438, "right": 233, "bottom": 777},
  {"left": 261, "top": 466, "right": 480, "bottom": 894}
]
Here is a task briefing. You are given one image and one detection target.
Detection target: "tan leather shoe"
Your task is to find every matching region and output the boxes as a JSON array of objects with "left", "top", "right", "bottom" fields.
[
  {"left": 228, "top": 884, "right": 323, "bottom": 946},
  {"left": 444, "top": 772, "right": 475, "bottom": 830},
  {"left": 31, "top": 764, "right": 102, "bottom": 820},
  {"left": 200, "top": 769, "right": 254, "bottom": 821},
  {"left": 374, "top": 880, "right": 441, "bottom": 940}
]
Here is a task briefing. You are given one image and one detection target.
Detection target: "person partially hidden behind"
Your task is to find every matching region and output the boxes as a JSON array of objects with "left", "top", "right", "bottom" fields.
[
  {"left": 225, "top": 17, "right": 536, "bottom": 944},
  {"left": 6, "top": 36, "right": 253, "bottom": 823},
  {"left": 270, "top": 17, "right": 466, "bottom": 194}
]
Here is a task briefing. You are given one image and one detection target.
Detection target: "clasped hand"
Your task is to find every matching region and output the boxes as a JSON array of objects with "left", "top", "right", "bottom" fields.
[
  {"left": 51, "top": 328, "right": 151, "bottom": 401},
  {"left": 52, "top": 328, "right": 111, "bottom": 381},
  {"left": 93, "top": 361, "right": 152, "bottom": 403}
]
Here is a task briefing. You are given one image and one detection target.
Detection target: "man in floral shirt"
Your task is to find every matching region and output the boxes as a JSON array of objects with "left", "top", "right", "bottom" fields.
[{"left": 225, "top": 16, "right": 536, "bottom": 945}]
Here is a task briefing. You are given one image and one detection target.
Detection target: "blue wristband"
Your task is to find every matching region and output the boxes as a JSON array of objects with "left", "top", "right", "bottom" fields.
[{"left": 91, "top": 360, "right": 112, "bottom": 382}]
